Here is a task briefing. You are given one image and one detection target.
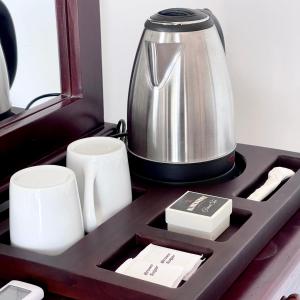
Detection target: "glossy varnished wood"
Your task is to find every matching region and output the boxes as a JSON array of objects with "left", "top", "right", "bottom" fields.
[
  {"left": 223, "top": 209, "right": 300, "bottom": 299},
  {"left": 1, "top": 144, "right": 300, "bottom": 299}
]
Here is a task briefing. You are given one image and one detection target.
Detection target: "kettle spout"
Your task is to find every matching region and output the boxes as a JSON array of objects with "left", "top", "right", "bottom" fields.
[{"left": 146, "top": 41, "right": 181, "bottom": 87}]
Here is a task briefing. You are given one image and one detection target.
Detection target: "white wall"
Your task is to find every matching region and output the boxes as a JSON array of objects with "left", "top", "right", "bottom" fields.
[
  {"left": 4, "top": 1, "right": 300, "bottom": 152},
  {"left": 3, "top": 0, "right": 60, "bottom": 109},
  {"left": 100, "top": 0, "right": 300, "bottom": 152},
  {"left": 223, "top": 0, "right": 300, "bottom": 152}
]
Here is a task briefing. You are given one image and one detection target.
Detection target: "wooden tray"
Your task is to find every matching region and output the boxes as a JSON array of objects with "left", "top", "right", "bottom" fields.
[{"left": 1, "top": 143, "right": 300, "bottom": 299}]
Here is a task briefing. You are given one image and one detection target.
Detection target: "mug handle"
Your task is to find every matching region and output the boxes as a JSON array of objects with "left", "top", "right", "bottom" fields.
[{"left": 83, "top": 162, "right": 97, "bottom": 232}]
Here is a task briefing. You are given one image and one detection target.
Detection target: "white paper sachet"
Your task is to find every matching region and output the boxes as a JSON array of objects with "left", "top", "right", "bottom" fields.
[
  {"left": 116, "top": 258, "right": 185, "bottom": 288},
  {"left": 135, "top": 244, "right": 205, "bottom": 281}
]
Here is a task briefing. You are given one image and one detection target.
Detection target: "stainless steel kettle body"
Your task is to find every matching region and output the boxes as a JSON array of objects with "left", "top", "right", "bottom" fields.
[
  {"left": 0, "top": 45, "right": 11, "bottom": 114},
  {"left": 127, "top": 8, "right": 236, "bottom": 183},
  {"left": 0, "top": 0, "right": 17, "bottom": 117}
]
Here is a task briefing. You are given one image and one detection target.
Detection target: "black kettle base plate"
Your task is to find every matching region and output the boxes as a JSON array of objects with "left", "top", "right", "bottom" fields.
[{"left": 128, "top": 150, "right": 244, "bottom": 185}]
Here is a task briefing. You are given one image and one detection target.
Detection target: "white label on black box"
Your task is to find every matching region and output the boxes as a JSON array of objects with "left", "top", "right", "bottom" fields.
[{"left": 170, "top": 192, "right": 230, "bottom": 217}]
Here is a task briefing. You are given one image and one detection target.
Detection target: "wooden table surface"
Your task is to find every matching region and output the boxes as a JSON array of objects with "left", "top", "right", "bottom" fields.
[{"left": 223, "top": 209, "right": 300, "bottom": 300}]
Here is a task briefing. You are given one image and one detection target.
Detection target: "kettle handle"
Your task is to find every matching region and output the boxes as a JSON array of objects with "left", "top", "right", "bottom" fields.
[
  {"left": 0, "top": 1, "right": 17, "bottom": 87},
  {"left": 202, "top": 8, "right": 225, "bottom": 51}
]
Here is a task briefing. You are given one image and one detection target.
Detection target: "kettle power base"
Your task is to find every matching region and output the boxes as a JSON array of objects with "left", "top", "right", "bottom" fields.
[
  {"left": 1, "top": 144, "right": 300, "bottom": 299},
  {"left": 128, "top": 156, "right": 245, "bottom": 186},
  {"left": 128, "top": 162, "right": 238, "bottom": 186},
  {"left": 128, "top": 149, "right": 237, "bottom": 184}
]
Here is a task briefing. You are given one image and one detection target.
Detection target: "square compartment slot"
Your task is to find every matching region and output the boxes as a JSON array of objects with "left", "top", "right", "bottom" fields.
[
  {"left": 98, "top": 235, "right": 212, "bottom": 285},
  {"left": 132, "top": 186, "right": 147, "bottom": 201},
  {"left": 149, "top": 209, "right": 252, "bottom": 242},
  {"left": 0, "top": 212, "right": 9, "bottom": 245},
  {"left": 0, "top": 197, "right": 9, "bottom": 245},
  {"left": 0, "top": 202, "right": 8, "bottom": 224},
  {"left": 238, "top": 155, "right": 300, "bottom": 201},
  {"left": 0, "top": 191, "right": 9, "bottom": 230},
  {"left": 0, "top": 230, "right": 9, "bottom": 245},
  {"left": 215, "top": 209, "right": 252, "bottom": 242}
]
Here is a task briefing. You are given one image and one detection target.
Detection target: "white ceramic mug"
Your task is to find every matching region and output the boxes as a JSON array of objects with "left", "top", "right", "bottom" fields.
[
  {"left": 9, "top": 165, "right": 84, "bottom": 255},
  {"left": 67, "top": 137, "right": 132, "bottom": 232}
]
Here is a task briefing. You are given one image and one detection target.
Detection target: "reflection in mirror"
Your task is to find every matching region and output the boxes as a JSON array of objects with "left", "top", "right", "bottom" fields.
[{"left": 1, "top": 0, "right": 60, "bottom": 119}]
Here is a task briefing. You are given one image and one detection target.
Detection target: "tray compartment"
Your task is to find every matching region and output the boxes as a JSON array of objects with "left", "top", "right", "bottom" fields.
[
  {"left": 237, "top": 155, "right": 300, "bottom": 201},
  {"left": 0, "top": 220, "right": 9, "bottom": 244},
  {"left": 229, "top": 151, "right": 247, "bottom": 179},
  {"left": 98, "top": 234, "right": 212, "bottom": 274},
  {"left": 0, "top": 202, "right": 9, "bottom": 244},
  {"left": 149, "top": 208, "right": 252, "bottom": 242},
  {"left": 98, "top": 235, "right": 144, "bottom": 271},
  {"left": 132, "top": 186, "right": 147, "bottom": 201},
  {"left": 0, "top": 185, "right": 147, "bottom": 248}
]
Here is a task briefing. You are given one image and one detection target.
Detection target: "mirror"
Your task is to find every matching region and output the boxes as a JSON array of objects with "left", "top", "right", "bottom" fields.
[
  {"left": 0, "top": 0, "right": 61, "bottom": 119},
  {"left": 0, "top": 0, "right": 112, "bottom": 187}
]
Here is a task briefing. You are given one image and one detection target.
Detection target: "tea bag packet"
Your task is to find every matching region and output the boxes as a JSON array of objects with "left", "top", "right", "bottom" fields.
[
  {"left": 116, "top": 258, "right": 185, "bottom": 288},
  {"left": 135, "top": 244, "right": 205, "bottom": 281}
]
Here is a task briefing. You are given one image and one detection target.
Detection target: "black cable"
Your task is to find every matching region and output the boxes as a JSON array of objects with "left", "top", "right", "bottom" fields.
[
  {"left": 112, "top": 119, "right": 127, "bottom": 142},
  {"left": 110, "top": 132, "right": 128, "bottom": 138},
  {"left": 116, "top": 119, "right": 126, "bottom": 134},
  {"left": 25, "top": 93, "right": 61, "bottom": 110}
]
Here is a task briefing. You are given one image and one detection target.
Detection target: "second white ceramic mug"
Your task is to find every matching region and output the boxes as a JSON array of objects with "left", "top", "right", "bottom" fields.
[{"left": 67, "top": 137, "right": 132, "bottom": 232}]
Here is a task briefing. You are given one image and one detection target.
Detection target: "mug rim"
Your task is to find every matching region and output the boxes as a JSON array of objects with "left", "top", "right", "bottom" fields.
[
  {"left": 10, "top": 165, "right": 76, "bottom": 190},
  {"left": 67, "top": 136, "right": 125, "bottom": 157}
]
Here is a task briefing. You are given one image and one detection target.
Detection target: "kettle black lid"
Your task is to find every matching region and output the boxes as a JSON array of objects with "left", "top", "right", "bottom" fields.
[{"left": 145, "top": 8, "right": 214, "bottom": 32}]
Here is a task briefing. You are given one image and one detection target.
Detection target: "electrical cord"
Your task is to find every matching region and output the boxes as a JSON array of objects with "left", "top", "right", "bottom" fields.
[
  {"left": 111, "top": 132, "right": 127, "bottom": 138},
  {"left": 25, "top": 93, "right": 61, "bottom": 110},
  {"left": 110, "top": 119, "right": 127, "bottom": 142},
  {"left": 116, "top": 119, "right": 126, "bottom": 134}
]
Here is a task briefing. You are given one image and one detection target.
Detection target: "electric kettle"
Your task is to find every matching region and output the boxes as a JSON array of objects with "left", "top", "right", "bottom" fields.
[
  {"left": 127, "top": 8, "right": 235, "bottom": 183},
  {"left": 0, "top": 0, "right": 17, "bottom": 117}
]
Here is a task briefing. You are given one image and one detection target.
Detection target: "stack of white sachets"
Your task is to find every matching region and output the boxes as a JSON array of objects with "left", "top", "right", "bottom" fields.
[{"left": 116, "top": 244, "right": 205, "bottom": 288}]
